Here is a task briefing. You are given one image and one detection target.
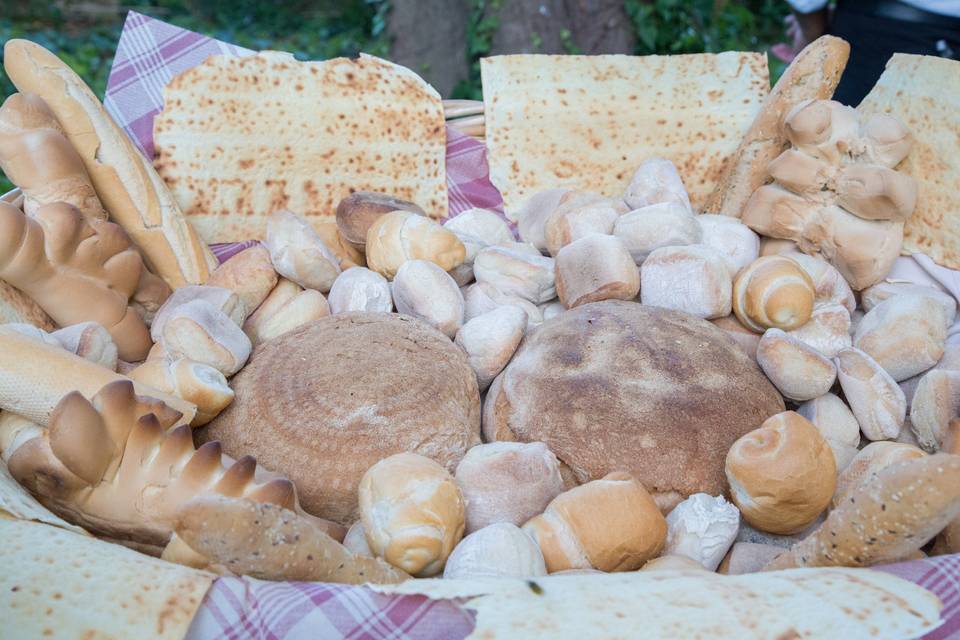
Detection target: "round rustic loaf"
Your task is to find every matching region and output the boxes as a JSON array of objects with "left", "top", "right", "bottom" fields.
[
  {"left": 199, "top": 312, "right": 481, "bottom": 524},
  {"left": 483, "top": 300, "right": 784, "bottom": 511}
]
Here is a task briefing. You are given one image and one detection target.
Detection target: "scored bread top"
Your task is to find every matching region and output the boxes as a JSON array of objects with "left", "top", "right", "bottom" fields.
[{"left": 154, "top": 52, "right": 448, "bottom": 243}]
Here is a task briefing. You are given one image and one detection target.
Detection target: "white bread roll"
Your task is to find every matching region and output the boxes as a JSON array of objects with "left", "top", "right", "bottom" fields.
[
  {"left": 50, "top": 322, "right": 117, "bottom": 371},
  {"left": 359, "top": 452, "right": 465, "bottom": 577},
  {"left": 759, "top": 238, "right": 798, "bottom": 256},
  {"left": 0, "top": 323, "right": 61, "bottom": 349},
  {"left": 784, "top": 252, "right": 856, "bottom": 313},
  {"left": 640, "top": 244, "right": 732, "bottom": 319},
  {"left": 796, "top": 393, "right": 861, "bottom": 471},
  {"left": 664, "top": 493, "right": 740, "bottom": 571},
  {"left": 444, "top": 208, "right": 516, "bottom": 286},
  {"left": 511, "top": 188, "right": 570, "bottom": 251},
  {"left": 264, "top": 210, "right": 341, "bottom": 293},
  {"left": 366, "top": 211, "right": 465, "bottom": 279},
  {"left": 335, "top": 191, "right": 424, "bottom": 251},
  {"left": 725, "top": 411, "right": 836, "bottom": 535},
  {"left": 832, "top": 441, "right": 926, "bottom": 508},
  {"left": 522, "top": 471, "right": 667, "bottom": 573},
  {"left": 442, "top": 522, "right": 547, "bottom": 579},
  {"left": 623, "top": 157, "right": 692, "bottom": 212},
  {"left": 710, "top": 315, "right": 761, "bottom": 362},
  {"left": 900, "top": 343, "right": 960, "bottom": 411},
  {"left": 733, "top": 256, "right": 816, "bottom": 332},
  {"left": 160, "top": 299, "right": 252, "bottom": 377},
  {"left": 462, "top": 282, "right": 543, "bottom": 328},
  {"left": 861, "top": 281, "right": 956, "bottom": 326},
  {"left": 392, "top": 260, "right": 465, "bottom": 338},
  {"left": 206, "top": 245, "right": 278, "bottom": 317},
  {"left": 544, "top": 200, "right": 620, "bottom": 256},
  {"left": 717, "top": 541, "right": 783, "bottom": 575},
  {"left": 555, "top": 234, "right": 639, "bottom": 309},
  {"left": 756, "top": 328, "right": 837, "bottom": 402},
  {"left": 454, "top": 305, "right": 526, "bottom": 391},
  {"left": 473, "top": 245, "right": 556, "bottom": 304},
  {"left": 786, "top": 302, "right": 851, "bottom": 358},
  {"left": 328, "top": 266, "right": 393, "bottom": 314},
  {"left": 613, "top": 202, "right": 701, "bottom": 264},
  {"left": 151, "top": 285, "right": 245, "bottom": 342},
  {"left": 343, "top": 521, "right": 373, "bottom": 556},
  {"left": 455, "top": 441, "right": 564, "bottom": 534},
  {"left": 540, "top": 301, "right": 566, "bottom": 322},
  {"left": 243, "top": 278, "right": 330, "bottom": 346},
  {"left": 854, "top": 294, "right": 947, "bottom": 381},
  {"left": 696, "top": 214, "right": 760, "bottom": 276},
  {"left": 909, "top": 369, "right": 960, "bottom": 452},
  {"left": 127, "top": 357, "right": 234, "bottom": 426},
  {"left": 640, "top": 555, "right": 708, "bottom": 572},
  {"left": 835, "top": 347, "right": 906, "bottom": 440}
]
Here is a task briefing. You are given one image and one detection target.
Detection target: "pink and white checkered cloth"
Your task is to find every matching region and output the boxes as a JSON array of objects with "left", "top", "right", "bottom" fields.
[{"left": 103, "top": 11, "right": 960, "bottom": 639}]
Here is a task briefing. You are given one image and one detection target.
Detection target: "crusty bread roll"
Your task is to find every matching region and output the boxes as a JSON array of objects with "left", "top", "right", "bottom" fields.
[
  {"left": 613, "top": 201, "right": 701, "bottom": 264},
  {"left": 444, "top": 208, "right": 515, "bottom": 285},
  {"left": 3, "top": 39, "right": 216, "bottom": 287},
  {"left": 242, "top": 278, "right": 330, "bottom": 346},
  {"left": 522, "top": 471, "right": 667, "bottom": 573},
  {"left": 463, "top": 281, "right": 543, "bottom": 328},
  {"left": 758, "top": 237, "right": 798, "bottom": 256},
  {"left": 51, "top": 322, "right": 118, "bottom": 371},
  {"left": 853, "top": 294, "right": 947, "bottom": 381},
  {"left": 315, "top": 219, "right": 366, "bottom": 270},
  {"left": 832, "top": 441, "right": 926, "bottom": 508},
  {"left": 327, "top": 266, "right": 393, "bottom": 314},
  {"left": 663, "top": 493, "right": 740, "bottom": 571},
  {"left": 623, "top": 158, "right": 692, "bottom": 212},
  {"left": 756, "top": 328, "right": 837, "bottom": 401},
  {"left": 703, "top": 36, "right": 850, "bottom": 218},
  {"left": 265, "top": 210, "right": 341, "bottom": 293},
  {"left": 206, "top": 245, "right": 278, "bottom": 318},
  {"left": 725, "top": 411, "right": 836, "bottom": 535},
  {"left": 909, "top": 369, "right": 960, "bottom": 452},
  {"left": 336, "top": 191, "right": 425, "bottom": 251},
  {"left": 717, "top": 541, "right": 783, "bottom": 575},
  {"left": 454, "top": 305, "right": 526, "bottom": 391},
  {"left": 127, "top": 357, "right": 234, "bottom": 426},
  {"left": 366, "top": 211, "right": 465, "bottom": 279},
  {"left": 151, "top": 285, "right": 245, "bottom": 342},
  {"left": 555, "top": 234, "right": 639, "bottom": 309},
  {"left": 796, "top": 393, "right": 860, "bottom": 471},
  {"left": 442, "top": 522, "right": 547, "bottom": 579},
  {"left": 835, "top": 347, "right": 906, "bottom": 441},
  {"left": 696, "top": 214, "right": 760, "bottom": 276},
  {"left": 767, "top": 454, "right": 960, "bottom": 570},
  {"left": 861, "top": 281, "right": 956, "bottom": 326},
  {"left": 784, "top": 252, "right": 856, "bottom": 313},
  {"left": 392, "top": 260, "right": 464, "bottom": 338},
  {"left": 160, "top": 299, "right": 252, "bottom": 377},
  {"left": 544, "top": 199, "right": 620, "bottom": 256},
  {"left": 786, "top": 302, "right": 851, "bottom": 358},
  {"left": 733, "top": 256, "right": 815, "bottom": 332},
  {"left": 454, "top": 441, "right": 564, "bottom": 534},
  {"left": 202, "top": 312, "right": 480, "bottom": 524},
  {"left": 473, "top": 244, "right": 556, "bottom": 304},
  {"left": 358, "top": 452, "right": 465, "bottom": 577},
  {"left": 710, "top": 314, "right": 761, "bottom": 362},
  {"left": 511, "top": 188, "right": 571, "bottom": 251},
  {"left": 640, "top": 244, "right": 732, "bottom": 319}
]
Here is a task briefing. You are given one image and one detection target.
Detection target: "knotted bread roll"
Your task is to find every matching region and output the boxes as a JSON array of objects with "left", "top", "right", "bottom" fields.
[{"left": 733, "top": 256, "right": 816, "bottom": 332}]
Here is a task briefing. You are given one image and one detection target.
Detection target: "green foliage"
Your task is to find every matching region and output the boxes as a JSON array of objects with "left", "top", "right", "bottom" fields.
[{"left": 453, "top": 0, "right": 500, "bottom": 100}]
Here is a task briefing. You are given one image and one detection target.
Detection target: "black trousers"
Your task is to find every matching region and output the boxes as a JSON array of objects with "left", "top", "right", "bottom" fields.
[{"left": 829, "top": 1, "right": 960, "bottom": 106}]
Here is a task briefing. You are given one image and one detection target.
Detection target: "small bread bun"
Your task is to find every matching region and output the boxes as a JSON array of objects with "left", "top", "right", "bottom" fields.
[
  {"left": 725, "top": 411, "right": 836, "bottom": 535},
  {"left": 835, "top": 347, "right": 906, "bottom": 441},
  {"left": 442, "top": 522, "right": 547, "bottom": 579},
  {"left": 733, "top": 256, "right": 816, "bottom": 332},
  {"left": 366, "top": 211, "right": 465, "bottom": 279},
  {"left": 335, "top": 191, "right": 425, "bottom": 251},
  {"left": 756, "top": 328, "right": 837, "bottom": 402}
]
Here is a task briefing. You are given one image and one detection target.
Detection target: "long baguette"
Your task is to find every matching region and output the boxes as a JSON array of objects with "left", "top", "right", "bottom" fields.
[
  {"left": 0, "top": 330, "right": 195, "bottom": 425},
  {"left": 703, "top": 36, "right": 850, "bottom": 218},
  {"left": 2, "top": 39, "right": 216, "bottom": 287}
]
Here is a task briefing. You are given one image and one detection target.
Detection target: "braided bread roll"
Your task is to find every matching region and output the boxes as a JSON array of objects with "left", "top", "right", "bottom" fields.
[{"left": 733, "top": 256, "right": 816, "bottom": 332}]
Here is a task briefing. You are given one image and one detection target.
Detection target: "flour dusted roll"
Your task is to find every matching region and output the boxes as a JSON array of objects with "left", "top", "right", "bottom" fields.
[
  {"left": 359, "top": 452, "right": 465, "bottom": 577},
  {"left": 623, "top": 157, "right": 692, "bottom": 212},
  {"left": 831, "top": 441, "right": 926, "bottom": 508},
  {"left": 861, "top": 281, "right": 956, "bottom": 326},
  {"left": 206, "top": 245, "right": 278, "bottom": 318},
  {"left": 786, "top": 302, "right": 851, "bottom": 358},
  {"left": 442, "top": 522, "right": 547, "bottom": 579},
  {"left": 733, "top": 256, "right": 816, "bottom": 332},
  {"left": 473, "top": 244, "right": 556, "bottom": 304},
  {"left": 613, "top": 202, "right": 701, "bottom": 264},
  {"left": 663, "top": 493, "right": 740, "bottom": 571},
  {"left": 544, "top": 199, "right": 620, "bottom": 256},
  {"left": 909, "top": 369, "right": 960, "bottom": 452},
  {"left": 242, "top": 278, "right": 330, "bottom": 346},
  {"left": 392, "top": 260, "right": 464, "bottom": 338},
  {"left": 710, "top": 315, "right": 761, "bottom": 362},
  {"left": 756, "top": 329, "right": 837, "bottom": 402},
  {"left": 725, "top": 411, "right": 836, "bottom": 535},
  {"left": 265, "top": 210, "right": 341, "bottom": 293},
  {"left": 835, "top": 347, "right": 906, "bottom": 441},
  {"left": 853, "top": 294, "right": 948, "bottom": 382},
  {"left": 555, "top": 234, "right": 639, "bottom": 309},
  {"left": 159, "top": 299, "right": 252, "bottom": 377},
  {"left": 366, "top": 211, "right": 465, "bottom": 279},
  {"left": 696, "top": 215, "right": 760, "bottom": 276},
  {"left": 796, "top": 393, "right": 861, "bottom": 471},
  {"left": 454, "top": 305, "right": 526, "bottom": 391},
  {"left": 640, "top": 244, "right": 732, "bottom": 319},
  {"left": 327, "top": 267, "right": 393, "bottom": 314}
]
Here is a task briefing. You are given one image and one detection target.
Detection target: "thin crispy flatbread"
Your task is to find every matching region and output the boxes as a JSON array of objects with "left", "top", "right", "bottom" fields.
[
  {"left": 154, "top": 52, "right": 448, "bottom": 242},
  {"left": 375, "top": 569, "right": 942, "bottom": 639},
  {"left": 0, "top": 518, "right": 213, "bottom": 640},
  {"left": 858, "top": 54, "right": 960, "bottom": 268},
  {"left": 481, "top": 53, "right": 769, "bottom": 213}
]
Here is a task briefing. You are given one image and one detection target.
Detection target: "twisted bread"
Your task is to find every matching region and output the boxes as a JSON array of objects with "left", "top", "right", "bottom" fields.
[
  {"left": 733, "top": 256, "right": 815, "bottom": 332},
  {"left": 0, "top": 201, "right": 151, "bottom": 360},
  {"left": 6, "top": 379, "right": 339, "bottom": 554}
]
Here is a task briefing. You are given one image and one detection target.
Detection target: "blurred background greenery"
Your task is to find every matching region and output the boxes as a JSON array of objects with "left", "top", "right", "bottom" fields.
[{"left": 0, "top": 0, "right": 790, "bottom": 193}]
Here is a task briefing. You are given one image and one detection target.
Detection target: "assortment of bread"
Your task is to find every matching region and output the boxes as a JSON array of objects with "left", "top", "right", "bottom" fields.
[{"left": 4, "top": 32, "right": 960, "bottom": 637}]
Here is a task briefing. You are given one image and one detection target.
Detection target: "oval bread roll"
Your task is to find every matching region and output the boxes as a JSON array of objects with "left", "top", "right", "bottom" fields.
[
  {"left": 555, "top": 234, "right": 639, "bottom": 309},
  {"left": 909, "top": 369, "right": 960, "bottom": 452},
  {"left": 835, "top": 347, "right": 906, "bottom": 441},
  {"left": 335, "top": 191, "right": 425, "bottom": 251},
  {"left": 640, "top": 244, "right": 732, "bottom": 319},
  {"left": 366, "top": 211, "right": 465, "bottom": 279},
  {"left": 613, "top": 201, "right": 701, "bottom": 264},
  {"left": 696, "top": 214, "right": 760, "bottom": 276},
  {"left": 327, "top": 266, "right": 393, "bottom": 314},
  {"left": 473, "top": 245, "right": 556, "bottom": 304},
  {"left": 544, "top": 199, "right": 620, "bottom": 256},
  {"left": 756, "top": 328, "right": 837, "bottom": 402},
  {"left": 623, "top": 157, "right": 692, "bottom": 212},
  {"left": 454, "top": 305, "right": 526, "bottom": 391},
  {"left": 796, "top": 393, "right": 861, "bottom": 471},
  {"left": 392, "top": 260, "right": 464, "bottom": 338},
  {"left": 442, "top": 522, "right": 547, "bottom": 579},
  {"left": 853, "top": 294, "right": 947, "bottom": 382},
  {"left": 733, "top": 256, "right": 816, "bottom": 332},
  {"left": 265, "top": 210, "right": 341, "bottom": 293},
  {"left": 786, "top": 302, "right": 851, "bottom": 358},
  {"left": 831, "top": 441, "right": 926, "bottom": 508}
]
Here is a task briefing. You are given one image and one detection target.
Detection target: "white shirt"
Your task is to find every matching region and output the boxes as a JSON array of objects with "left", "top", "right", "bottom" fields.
[{"left": 788, "top": 0, "right": 960, "bottom": 18}]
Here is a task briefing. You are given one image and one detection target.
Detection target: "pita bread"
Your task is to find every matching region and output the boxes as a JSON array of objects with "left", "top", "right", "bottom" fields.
[
  {"left": 154, "top": 52, "right": 448, "bottom": 242},
  {"left": 481, "top": 53, "right": 769, "bottom": 213},
  {"left": 858, "top": 54, "right": 960, "bottom": 268},
  {"left": 1, "top": 518, "right": 212, "bottom": 639},
  {"left": 375, "top": 569, "right": 942, "bottom": 639},
  {"left": 0, "top": 456, "right": 87, "bottom": 534}
]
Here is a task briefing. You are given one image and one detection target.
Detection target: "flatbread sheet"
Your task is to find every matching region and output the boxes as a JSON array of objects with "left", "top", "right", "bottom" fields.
[
  {"left": 0, "top": 518, "right": 213, "bottom": 640},
  {"left": 154, "top": 52, "right": 448, "bottom": 242},
  {"left": 481, "top": 53, "right": 769, "bottom": 213},
  {"left": 858, "top": 54, "right": 960, "bottom": 269},
  {"left": 375, "top": 569, "right": 942, "bottom": 639}
]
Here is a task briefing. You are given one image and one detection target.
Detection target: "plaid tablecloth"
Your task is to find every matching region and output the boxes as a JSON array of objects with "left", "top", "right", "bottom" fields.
[{"left": 101, "top": 12, "right": 960, "bottom": 639}]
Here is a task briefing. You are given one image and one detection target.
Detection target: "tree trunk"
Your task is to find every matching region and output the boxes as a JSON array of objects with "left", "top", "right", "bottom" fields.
[
  {"left": 387, "top": 0, "right": 472, "bottom": 97},
  {"left": 488, "top": 0, "right": 636, "bottom": 55}
]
